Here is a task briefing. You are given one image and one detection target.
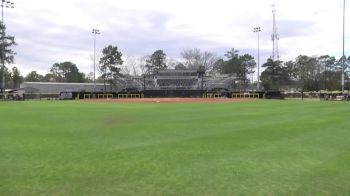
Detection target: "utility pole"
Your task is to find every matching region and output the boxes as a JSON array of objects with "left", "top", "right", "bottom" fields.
[
  {"left": 342, "top": 0, "right": 345, "bottom": 94},
  {"left": 254, "top": 27, "right": 261, "bottom": 90},
  {"left": 1, "top": 0, "right": 14, "bottom": 97},
  {"left": 92, "top": 28, "right": 100, "bottom": 94}
]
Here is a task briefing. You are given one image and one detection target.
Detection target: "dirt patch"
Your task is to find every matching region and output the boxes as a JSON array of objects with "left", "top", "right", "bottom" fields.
[
  {"left": 103, "top": 116, "right": 130, "bottom": 128},
  {"left": 81, "top": 98, "right": 256, "bottom": 104}
]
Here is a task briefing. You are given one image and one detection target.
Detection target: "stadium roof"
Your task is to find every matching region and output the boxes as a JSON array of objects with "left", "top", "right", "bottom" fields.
[
  {"left": 23, "top": 82, "right": 108, "bottom": 85},
  {"left": 157, "top": 69, "right": 198, "bottom": 73}
]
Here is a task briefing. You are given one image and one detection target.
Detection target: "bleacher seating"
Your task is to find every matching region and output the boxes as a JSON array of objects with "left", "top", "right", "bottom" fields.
[{"left": 155, "top": 70, "right": 199, "bottom": 90}]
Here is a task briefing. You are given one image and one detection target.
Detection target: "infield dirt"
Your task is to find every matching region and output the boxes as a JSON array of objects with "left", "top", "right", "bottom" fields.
[{"left": 81, "top": 97, "right": 256, "bottom": 103}]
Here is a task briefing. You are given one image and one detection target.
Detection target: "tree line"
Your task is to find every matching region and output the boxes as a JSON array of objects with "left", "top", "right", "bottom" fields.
[
  {"left": 261, "top": 55, "right": 350, "bottom": 91},
  {"left": 2, "top": 46, "right": 350, "bottom": 92},
  {"left": 1, "top": 21, "right": 349, "bottom": 92}
]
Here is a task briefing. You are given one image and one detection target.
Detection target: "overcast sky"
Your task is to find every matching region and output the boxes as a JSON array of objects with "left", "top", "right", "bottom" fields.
[{"left": 5, "top": 0, "right": 348, "bottom": 77}]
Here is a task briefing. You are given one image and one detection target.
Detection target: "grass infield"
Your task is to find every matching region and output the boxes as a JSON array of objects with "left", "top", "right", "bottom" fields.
[{"left": 0, "top": 100, "right": 349, "bottom": 195}]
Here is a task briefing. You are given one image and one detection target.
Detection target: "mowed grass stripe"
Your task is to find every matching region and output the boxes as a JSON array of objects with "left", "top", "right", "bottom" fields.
[{"left": 0, "top": 100, "right": 349, "bottom": 195}]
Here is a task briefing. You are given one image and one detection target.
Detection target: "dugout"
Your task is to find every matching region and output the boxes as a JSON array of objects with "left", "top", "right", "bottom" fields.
[
  {"left": 263, "top": 91, "right": 285, "bottom": 99},
  {"left": 319, "top": 91, "right": 350, "bottom": 101},
  {"left": 72, "top": 92, "right": 118, "bottom": 99},
  {"left": 205, "top": 88, "right": 230, "bottom": 98}
]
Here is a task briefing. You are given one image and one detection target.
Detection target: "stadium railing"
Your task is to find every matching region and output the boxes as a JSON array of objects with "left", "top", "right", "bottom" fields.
[
  {"left": 81, "top": 93, "right": 113, "bottom": 100},
  {"left": 231, "top": 93, "right": 260, "bottom": 99},
  {"left": 97, "top": 94, "right": 113, "bottom": 99},
  {"left": 83, "top": 94, "right": 94, "bottom": 99},
  {"left": 117, "top": 93, "right": 144, "bottom": 99}
]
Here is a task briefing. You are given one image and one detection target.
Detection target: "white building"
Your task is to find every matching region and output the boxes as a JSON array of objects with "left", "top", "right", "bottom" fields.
[{"left": 20, "top": 82, "right": 114, "bottom": 94}]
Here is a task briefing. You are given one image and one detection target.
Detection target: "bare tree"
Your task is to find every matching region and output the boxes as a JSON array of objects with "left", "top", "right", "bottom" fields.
[
  {"left": 181, "top": 48, "right": 202, "bottom": 69},
  {"left": 166, "top": 58, "right": 181, "bottom": 69},
  {"left": 139, "top": 55, "right": 150, "bottom": 75},
  {"left": 181, "top": 48, "right": 219, "bottom": 72},
  {"left": 201, "top": 51, "right": 219, "bottom": 72},
  {"left": 120, "top": 56, "right": 151, "bottom": 76},
  {"left": 121, "top": 63, "right": 131, "bottom": 76},
  {"left": 122, "top": 56, "right": 140, "bottom": 76},
  {"left": 88, "top": 54, "right": 101, "bottom": 82},
  {"left": 86, "top": 72, "right": 94, "bottom": 82}
]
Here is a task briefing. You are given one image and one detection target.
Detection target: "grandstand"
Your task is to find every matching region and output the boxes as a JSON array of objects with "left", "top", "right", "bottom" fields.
[
  {"left": 204, "top": 74, "right": 236, "bottom": 90},
  {"left": 16, "top": 69, "right": 272, "bottom": 99},
  {"left": 114, "top": 76, "right": 144, "bottom": 91},
  {"left": 132, "top": 70, "right": 238, "bottom": 92},
  {"left": 20, "top": 70, "right": 238, "bottom": 94},
  {"left": 155, "top": 69, "right": 200, "bottom": 90}
]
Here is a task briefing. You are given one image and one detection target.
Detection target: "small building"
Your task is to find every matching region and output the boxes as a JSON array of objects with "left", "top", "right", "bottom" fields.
[{"left": 20, "top": 82, "right": 113, "bottom": 94}]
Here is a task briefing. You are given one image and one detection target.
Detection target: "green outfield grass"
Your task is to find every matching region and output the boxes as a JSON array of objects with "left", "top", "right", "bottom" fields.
[{"left": 0, "top": 100, "right": 349, "bottom": 195}]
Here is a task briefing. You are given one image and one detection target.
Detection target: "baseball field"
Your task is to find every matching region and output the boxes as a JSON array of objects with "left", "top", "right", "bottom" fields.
[{"left": 1, "top": 99, "right": 349, "bottom": 195}]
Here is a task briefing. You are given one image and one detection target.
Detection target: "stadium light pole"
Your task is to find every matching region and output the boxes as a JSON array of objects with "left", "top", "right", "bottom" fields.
[
  {"left": 342, "top": 0, "right": 346, "bottom": 94},
  {"left": 253, "top": 26, "right": 261, "bottom": 90},
  {"left": 92, "top": 28, "right": 100, "bottom": 93},
  {"left": 1, "top": 0, "right": 14, "bottom": 97}
]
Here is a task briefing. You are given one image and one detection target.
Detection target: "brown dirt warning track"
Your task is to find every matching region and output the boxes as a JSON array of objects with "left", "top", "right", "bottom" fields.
[{"left": 81, "top": 98, "right": 256, "bottom": 104}]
